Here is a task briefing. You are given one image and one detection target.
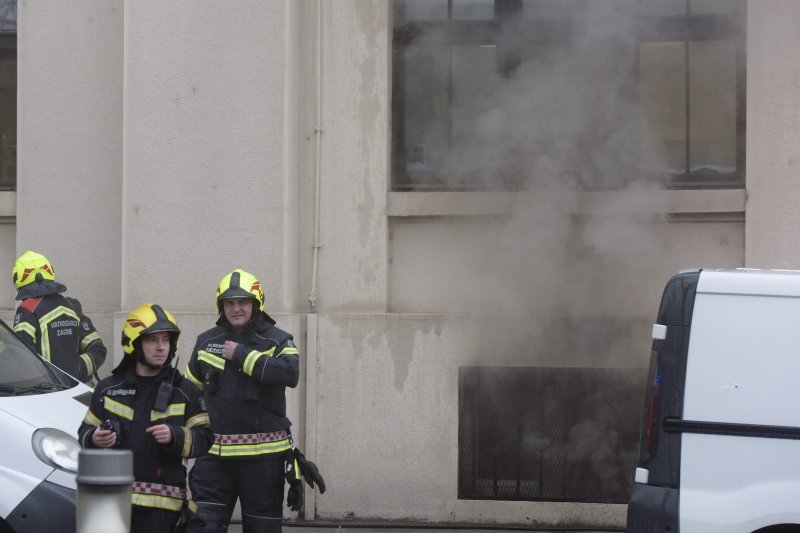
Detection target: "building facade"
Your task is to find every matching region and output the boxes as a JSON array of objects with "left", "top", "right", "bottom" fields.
[{"left": 1, "top": 0, "right": 798, "bottom": 528}]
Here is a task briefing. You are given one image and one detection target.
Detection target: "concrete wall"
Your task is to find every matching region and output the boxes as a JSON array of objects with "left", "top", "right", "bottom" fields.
[
  {"left": 15, "top": 0, "right": 123, "bottom": 374},
  {"left": 746, "top": 0, "right": 800, "bottom": 268},
  {"left": 122, "top": 0, "right": 293, "bottom": 311},
  {"left": 314, "top": 0, "right": 389, "bottom": 313}
]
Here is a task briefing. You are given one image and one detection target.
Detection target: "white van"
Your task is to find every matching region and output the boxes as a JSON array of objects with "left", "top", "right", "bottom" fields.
[
  {"left": 0, "top": 318, "right": 91, "bottom": 533},
  {"left": 628, "top": 269, "right": 800, "bottom": 533}
]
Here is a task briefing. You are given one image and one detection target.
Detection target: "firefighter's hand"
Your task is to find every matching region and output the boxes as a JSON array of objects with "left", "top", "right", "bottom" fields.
[
  {"left": 146, "top": 424, "right": 173, "bottom": 445},
  {"left": 222, "top": 341, "right": 239, "bottom": 360},
  {"left": 92, "top": 427, "right": 117, "bottom": 448}
]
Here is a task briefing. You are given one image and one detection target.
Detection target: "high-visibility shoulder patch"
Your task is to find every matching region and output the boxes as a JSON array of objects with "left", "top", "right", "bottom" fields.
[{"left": 20, "top": 297, "right": 42, "bottom": 313}]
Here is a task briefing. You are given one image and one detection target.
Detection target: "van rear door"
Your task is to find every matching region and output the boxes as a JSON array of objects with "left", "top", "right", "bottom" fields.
[{"left": 677, "top": 270, "right": 800, "bottom": 532}]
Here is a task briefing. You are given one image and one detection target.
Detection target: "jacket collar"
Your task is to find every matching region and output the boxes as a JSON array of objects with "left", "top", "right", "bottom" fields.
[{"left": 15, "top": 280, "right": 67, "bottom": 301}]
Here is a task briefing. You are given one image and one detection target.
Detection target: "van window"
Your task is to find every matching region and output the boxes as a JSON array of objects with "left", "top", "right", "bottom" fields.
[{"left": 0, "top": 320, "right": 77, "bottom": 394}]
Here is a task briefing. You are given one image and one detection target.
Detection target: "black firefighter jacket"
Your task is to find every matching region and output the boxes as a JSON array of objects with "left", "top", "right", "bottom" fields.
[
  {"left": 78, "top": 366, "right": 213, "bottom": 511},
  {"left": 13, "top": 282, "right": 106, "bottom": 382},
  {"left": 185, "top": 312, "right": 300, "bottom": 459}
]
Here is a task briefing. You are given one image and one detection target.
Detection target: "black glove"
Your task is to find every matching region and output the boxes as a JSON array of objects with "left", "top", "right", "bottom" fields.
[
  {"left": 287, "top": 479, "right": 304, "bottom": 512},
  {"left": 285, "top": 459, "right": 304, "bottom": 512},
  {"left": 294, "top": 447, "right": 326, "bottom": 493}
]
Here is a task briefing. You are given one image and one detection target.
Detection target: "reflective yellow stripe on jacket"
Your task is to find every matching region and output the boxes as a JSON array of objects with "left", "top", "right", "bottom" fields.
[
  {"left": 82, "top": 409, "right": 103, "bottom": 427},
  {"left": 131, "top": 493, "right": 183, "bottom": 512},
  {"left": 278, "top": 346, "right": 299, "bottom": 357},
  {"left": 181, "top": 427, "right": 193, "bottom": 459},
  {"left": 242, "top": 347, "right": 274, "bottom": 376},
  {"left": 186, "top": 413, "right": 209, "bottom": 429},
  {"left": 104, "top": 396, "right": 134, "bottom": 420},
  {"left": 13, "top": 321, "right": 36, "bottom": 342},
  {"left": 208, "top": 438, "right": 292, "bottom": 458},
  {"left": 80, "top": 331, "right": 100, "bottom": 350},
  {"left": 209, "top": 431, "right": 291, "bottom": 458},
  {"left": 37, "top": 305, "right": 79, "bottom": 362},
  {"left": 185, "top": 367, "right": 203, "bottom": 390},
  {"left": 80, "top": 353, "right": 94, "bottom": 375},
  {"left": 150, "top": 403, "right": 185, "bottom": 422},
  {"left": 198, "top": 350, "right": 225, "bottom": 370}
]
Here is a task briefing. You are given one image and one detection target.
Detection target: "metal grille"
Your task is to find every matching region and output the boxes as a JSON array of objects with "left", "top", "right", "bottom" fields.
[{"left": 458, "top": 366, "right": 645, "bottom": 503}]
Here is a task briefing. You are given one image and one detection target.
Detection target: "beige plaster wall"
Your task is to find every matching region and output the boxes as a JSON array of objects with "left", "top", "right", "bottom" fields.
[
  {"left": 16, "top": 0, "right": 123, "bottom": 312},
  {"left": 314, "top": 0, "right": 389, "bottom": 313},
  {"left": 121, "top": 0, "right": 294, "bottom": 312},
  {"left": 309, "top": 313, "right": 635, "bottom": 527},
  {"left": 746, "top": 0, "right": 800, "bottom": 268},
  {"left": 389, "top": 217, "right": 744, "bottom": 316}
]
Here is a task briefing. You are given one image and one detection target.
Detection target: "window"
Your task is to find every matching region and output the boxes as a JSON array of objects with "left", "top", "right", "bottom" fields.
[
  {"left": 392, "top": 0, "right": 745, "bottom": 191},
  {"left": 0, "top": 0, "right": 15, "bottom": 190},
  {"left": 459, "top": 365, "right": 644, "bottom": 503}
]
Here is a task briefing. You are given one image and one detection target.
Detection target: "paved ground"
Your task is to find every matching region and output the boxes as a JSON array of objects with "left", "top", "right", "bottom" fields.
[{"left": 228, "top": 522, "right": 625, "bottom": 532}]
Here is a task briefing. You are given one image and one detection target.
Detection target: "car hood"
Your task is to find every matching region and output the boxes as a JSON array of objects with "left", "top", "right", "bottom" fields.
[{"left": 0, "top": 383, "right": 92, "bottom": 433}]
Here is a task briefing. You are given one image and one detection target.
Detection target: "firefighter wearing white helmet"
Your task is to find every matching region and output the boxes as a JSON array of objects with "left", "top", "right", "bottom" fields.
[
  {"left": 185, "top": 269, "right": 301, "bottom": 533},
  {"left": 78, "top": 303, "right": 213, "bottom": 533},
  {"left": 11, "top": 250, "right": 107, "bottom": 382}
]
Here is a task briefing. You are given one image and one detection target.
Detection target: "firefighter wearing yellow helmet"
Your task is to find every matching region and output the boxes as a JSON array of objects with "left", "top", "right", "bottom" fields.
[
  {"left": 11, "top": 250, "right": 107, "bottom": 383},
  {"left": 78, "top": 304, "right": 213, "bottom": 533},
  {"left": 184, "top": 269, "right": 303, "bottom": 533}
]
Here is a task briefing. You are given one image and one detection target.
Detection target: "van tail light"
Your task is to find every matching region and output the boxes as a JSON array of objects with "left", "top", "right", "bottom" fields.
[{"left": 642, "top": 375, "right": 661, "bottom": 461}]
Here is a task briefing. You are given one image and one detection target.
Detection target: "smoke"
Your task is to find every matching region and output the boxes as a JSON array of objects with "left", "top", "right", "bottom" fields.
[
  {"left": 397, "top": 2, "right": 673, "bottom": 363},
  {"left": 396, "top": 0, "right": 702, "bottom": 502}
]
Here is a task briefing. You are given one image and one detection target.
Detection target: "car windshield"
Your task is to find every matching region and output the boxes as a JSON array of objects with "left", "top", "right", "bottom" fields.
[{"left": 0, "top": 319, "right": 77, "bottom": 395}]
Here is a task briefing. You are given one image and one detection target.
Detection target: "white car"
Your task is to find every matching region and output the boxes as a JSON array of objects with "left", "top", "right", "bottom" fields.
[
  {"left": 628, "top": 269, "right": 800, "bottom": 533},
  {"left": 0, "top": 318, "right": 90, "bottom": 533}
]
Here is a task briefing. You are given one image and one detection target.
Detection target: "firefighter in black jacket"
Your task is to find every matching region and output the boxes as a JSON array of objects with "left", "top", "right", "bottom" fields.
[
  {"left": 12, "top": 250, "right": 107, "bottom": 382},
  {"left": 78, "top": 303, "right": 213, "bottom": 533},
  {"left": 185, "top": 269, "right": 300, "bottom": 533}
]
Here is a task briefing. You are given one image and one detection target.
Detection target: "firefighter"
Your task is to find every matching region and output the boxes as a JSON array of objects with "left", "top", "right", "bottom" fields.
[
  {"left": 185, "top": 269, "right": 300, "bottom": 533},
  {"left": 78, "top": 303, "right": 214, "bottom": 533},
  {"left": 11, "top": 250, "right": 107, "bottom": 382}
]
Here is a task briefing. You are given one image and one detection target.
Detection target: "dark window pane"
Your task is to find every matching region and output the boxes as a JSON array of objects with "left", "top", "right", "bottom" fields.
[
  {"left": 452, "top": 0, "right": 495, "bottom": 20},
  {"left": 400, "top": 45, "right": 451, "bottom": 183},
  {"left": 398, "top": 44, "right": 499, "bottom": 189},
  {"left": 639, "top": 0, "right": 688, "bottom": 16},
  {"left": 394, "top": 0, "right": 448, "bottom": 23},
  {"left": 523, "top": 0, "right": 585, "bottom": 19},
  {"left": 639, "top": 42, "right": 686, "bottom": 175},
  {"left": 691, "top": 0, "right": 738, "bottom": 15},
  {"left": 0, "top": 38, "right": 14, "bottom": 190},
  {"left": 524, "top": 0, "right": 639, "bottom": 19},
  {"left": 689, "top": 40, "right": 736, "bottom": 175},
  {"left": 0, "top": 61, "right": 15, "bottom": 188},
  {"left": 0, "top": 0, "right": 15, "bottom": 31}
]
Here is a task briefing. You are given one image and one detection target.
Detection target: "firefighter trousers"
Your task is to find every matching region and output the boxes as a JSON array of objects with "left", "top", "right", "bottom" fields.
[
  {"left": 187, "top": 454, "right": 286, "bottom": 533},
  {"left": 131, "top": 506, "right": 180, "bottom": 533}
]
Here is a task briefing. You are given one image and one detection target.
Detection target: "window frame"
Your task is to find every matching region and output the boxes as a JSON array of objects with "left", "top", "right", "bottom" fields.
[{"left": 391, "top": 0, "right": 746, "bottom": 192}]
